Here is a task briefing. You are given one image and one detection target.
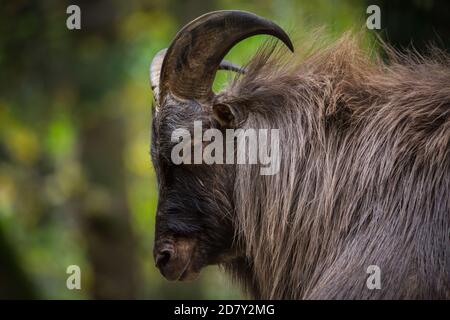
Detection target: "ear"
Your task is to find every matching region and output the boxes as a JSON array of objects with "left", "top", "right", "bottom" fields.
[{"left": 212, "top": 103, "right": 236, "bottom": 128}]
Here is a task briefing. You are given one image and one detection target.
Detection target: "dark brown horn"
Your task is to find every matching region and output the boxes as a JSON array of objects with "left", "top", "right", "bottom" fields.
[
  {"left": 150, "top": 49, "right": 245, "bottom": 104},
  {"left": 219, "top": 60, "right": 246, "bottom": 74},
  {"left": 159, "top": 10, "right": 293, "bottom": 103}
]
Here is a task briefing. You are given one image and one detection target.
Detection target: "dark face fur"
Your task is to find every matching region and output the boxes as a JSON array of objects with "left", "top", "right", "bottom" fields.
[{"left": 151, "top": 99, "right": 236, "bottom": 281}]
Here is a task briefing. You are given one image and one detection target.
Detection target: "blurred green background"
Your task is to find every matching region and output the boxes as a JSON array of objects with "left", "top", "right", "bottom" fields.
[{"left": 0, "top": 0, "right": 448, "bottom": 299}]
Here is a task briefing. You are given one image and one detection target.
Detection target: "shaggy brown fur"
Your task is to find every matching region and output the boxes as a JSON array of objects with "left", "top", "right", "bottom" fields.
[
  {"left": 152, "top": 34, "right": 450, "bottom": 299},
  {"left": 219, "top": 35, "right": 450, "bottom": 299}
]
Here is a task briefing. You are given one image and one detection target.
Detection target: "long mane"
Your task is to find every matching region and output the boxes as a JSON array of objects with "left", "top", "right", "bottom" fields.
[{"left": 223, "top": 34, "right": 450, "bottom": 299}]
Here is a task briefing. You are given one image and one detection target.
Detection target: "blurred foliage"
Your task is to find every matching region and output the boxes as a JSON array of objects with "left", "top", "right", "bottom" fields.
[{"left": 0, "top": 0, "right": 447, "bottom": 299}]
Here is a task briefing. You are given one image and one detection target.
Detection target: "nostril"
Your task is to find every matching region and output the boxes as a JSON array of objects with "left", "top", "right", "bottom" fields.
[{"left": 155, "top": 249, "right": 172, "bottom": 268}]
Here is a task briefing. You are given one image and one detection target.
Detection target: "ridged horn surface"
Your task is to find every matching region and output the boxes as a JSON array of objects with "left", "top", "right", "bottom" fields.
[
  {"left": 158, "top": 10, "right": 293, "bottom": 103},
  {"left": 150, "top": 49, "right": 245, "bottom": 103}
]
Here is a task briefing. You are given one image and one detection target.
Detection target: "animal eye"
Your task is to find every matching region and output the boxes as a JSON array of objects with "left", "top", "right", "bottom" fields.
[{"left": 212, "top": 103, "right": 236, "bottom": 127}]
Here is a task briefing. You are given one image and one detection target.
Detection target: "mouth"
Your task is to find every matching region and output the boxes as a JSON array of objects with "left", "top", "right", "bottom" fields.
[
  {"left": 176, "top": 253, "right": 193, "bottom": 281},
  {"left": 159, "top": 257, "right": 201, "bottom": 281},
  {"left": 177, "top": 261, "right": 200, "bottom": 281}
]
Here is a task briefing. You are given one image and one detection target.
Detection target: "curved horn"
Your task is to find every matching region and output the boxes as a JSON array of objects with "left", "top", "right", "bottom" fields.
[
  {"left": 150, "top": 48, "right": 167, "bottom": 102},
  {"left": 159, "top": 10, "right": 293, "bottom": 103},
  {"left": 218, "top": 60, "right": 246, "bottom": 74},
  {"left": 150, "top": 49, "right": 245, "bottom": 103}
]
